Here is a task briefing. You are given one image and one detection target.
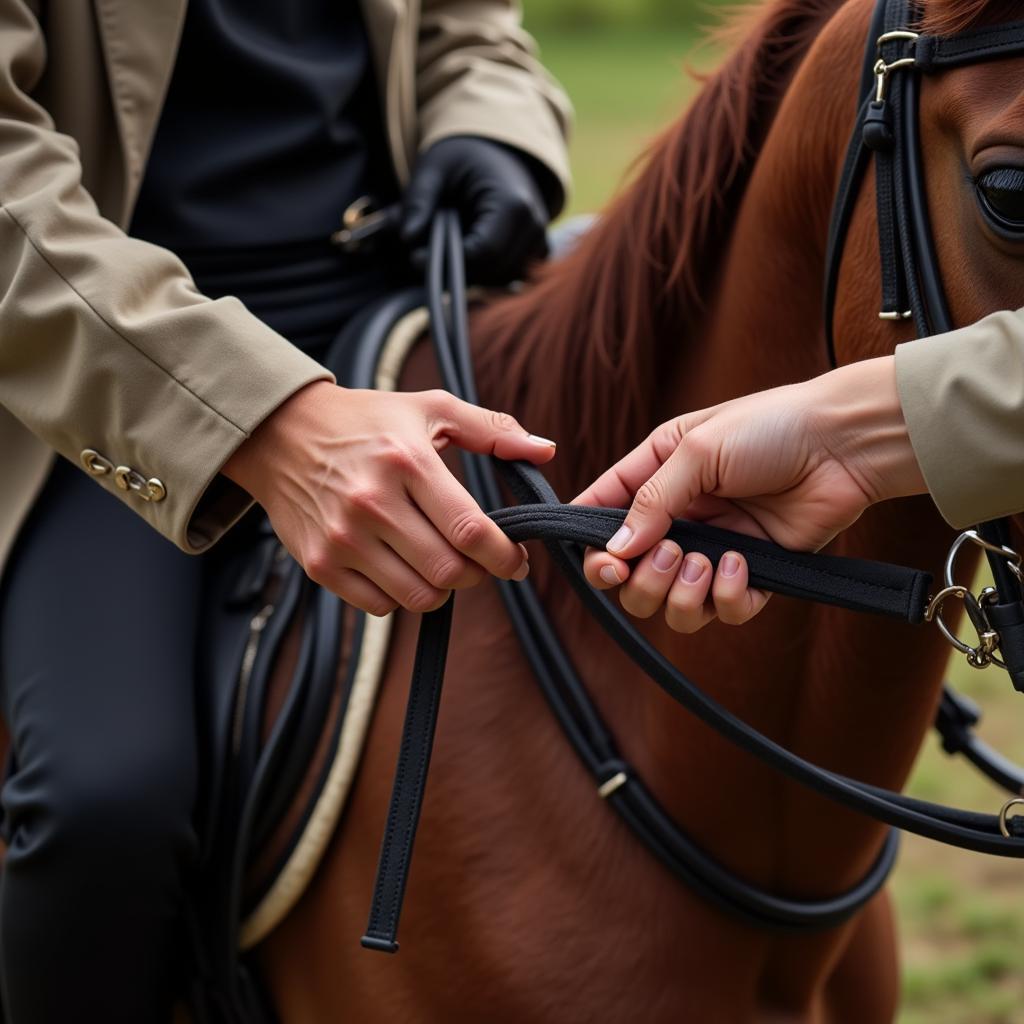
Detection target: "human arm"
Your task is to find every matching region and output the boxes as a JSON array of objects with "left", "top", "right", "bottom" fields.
[
  {"left": 576, "top": 355, "right": 927, "bottom": 630},
  {"left": 895, "top": 308, "right": 1024, "bottom": 529},
  {"left": 0, "top": 0, "right": 557, "bottom": 615},
  {"left": 0, "top": 0, "right": 332, "bottom": 553}
]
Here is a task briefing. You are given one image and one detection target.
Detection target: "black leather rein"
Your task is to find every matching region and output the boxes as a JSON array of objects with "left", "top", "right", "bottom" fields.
[{"left": 361, "top": 193, "right": 1024, "bottom": 954}]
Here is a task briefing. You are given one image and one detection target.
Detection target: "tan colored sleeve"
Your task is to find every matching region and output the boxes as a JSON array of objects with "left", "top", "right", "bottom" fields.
[
  {"left": 0, "top": 0, "right": 333, "bottom": 554},
  {"left": 415, "top": 0, "right": 573, "bottom": 211},
  {"left": 895, "top": 307, "right": 1024, "bottom": 529}
]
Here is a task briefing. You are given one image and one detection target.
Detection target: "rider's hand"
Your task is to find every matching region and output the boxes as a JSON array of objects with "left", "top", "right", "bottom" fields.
[
  {"left": 223, "top": 381, "right": 556, "bottom": 616},
  {"left": 401, "top": 136, "right": 556, "bottom": 286},
  {"left": 576, "top": 356, "right": 927, "bottom": 632}
]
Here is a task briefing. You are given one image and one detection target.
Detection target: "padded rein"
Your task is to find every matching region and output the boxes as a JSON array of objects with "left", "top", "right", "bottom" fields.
[{"left": 360, "top": 194, "right": 1024, "bottom": 954}]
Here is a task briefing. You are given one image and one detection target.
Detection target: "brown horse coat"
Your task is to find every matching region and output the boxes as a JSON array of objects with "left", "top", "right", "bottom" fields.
[{"left": 258, "top": 0, "right": 1024, "bottom": 1020}]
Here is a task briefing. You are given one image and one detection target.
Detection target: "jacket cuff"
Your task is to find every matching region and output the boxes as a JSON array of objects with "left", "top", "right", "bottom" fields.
[
  {"left": 177, "top": 313, "right": 334, "bottom": 553},
  {"left": 70, "top": 302, "right": 333, "bottom": 555},
  {"left": 181, "top": 363, "right": 332, "bottom": 553},
  {"left": 895, "top": 309, "right": 1024, "bottom": 529}
]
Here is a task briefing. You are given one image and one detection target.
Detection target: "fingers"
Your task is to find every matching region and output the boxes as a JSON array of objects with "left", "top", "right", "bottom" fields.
[
  {"left": 583, "top": 546, "right": 632, "bottom": 590},
  {"left": 430, "top": 392, "right": 557, "bottom": 465},
  {"left": 576, "top": 418, "right": 713, "bottom": 561},
  {"left": 665, "top": 553, "right": 717, "bottom": 633},
  {"left": 407, "top": 447, "right": 531, "bottom": 581},
  {"left": 616, "top": 541, "right": 681, "bottom": 619},
  {"left": 316, "top": 539, "right": 452, "bottom": 614},
  {"left": 709, "top": 552, "right": 771, "bottom": 626},
  {"left": 400, "top": 163, "right": 445, "bottom": 246},
  {"left": 330, "top": 569, "right": 399, "bottom": 618},
  {"left": 603, "top": 440, "right": 705, "bottom": 562},
  {"left": 573, "top": 424, "right": 678, "bottom": 510},
  {"left": 462, "top": 200, "right": 547, "bottom": 285},
  {"left": 587, "top": 548, "right": 770, "bottom": 635},
  {"left": 379, "top": 506, "right": 487, "bottom": 593}
]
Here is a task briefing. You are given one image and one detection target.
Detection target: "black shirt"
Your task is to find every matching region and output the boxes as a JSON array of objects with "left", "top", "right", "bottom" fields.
[{"left": 130, "top": 0, "right": 404, "bottom": 354}]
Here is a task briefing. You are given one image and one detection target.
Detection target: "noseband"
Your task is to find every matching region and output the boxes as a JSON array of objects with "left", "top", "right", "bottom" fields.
[{"left": 361, "top": 0, "right": 1024, "bottom": 955}]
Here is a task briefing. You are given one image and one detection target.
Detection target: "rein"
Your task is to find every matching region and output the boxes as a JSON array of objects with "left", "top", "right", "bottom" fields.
[
  {"left": 361, "top": 7, "right": 1024, "bottom": 949},
  {"left": 360, "top": 201, "right": 1024, "bottom": 955}
]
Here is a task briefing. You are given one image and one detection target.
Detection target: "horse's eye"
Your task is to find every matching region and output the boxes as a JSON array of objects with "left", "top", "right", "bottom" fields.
[{"left": 976, "top": 167, "right": 1024, "bottom": 232}]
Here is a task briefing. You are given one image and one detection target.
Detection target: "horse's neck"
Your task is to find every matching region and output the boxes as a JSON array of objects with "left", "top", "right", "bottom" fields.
[{"left": 470, "top": 13, "right": 961, "bottom": 895}]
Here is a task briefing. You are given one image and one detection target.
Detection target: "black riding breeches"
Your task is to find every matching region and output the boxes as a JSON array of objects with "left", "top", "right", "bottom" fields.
[{"left": 0, "top": 457, "right": 203, "bottom": 1024}]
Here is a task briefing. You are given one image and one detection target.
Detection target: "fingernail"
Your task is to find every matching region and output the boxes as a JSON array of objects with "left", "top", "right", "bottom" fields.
[
  {"left": 681, "top": 556, "right": 704, "bottom": 584},
  {"left": 512, "top": 561, "right": 530, "bottom": 582},
  {"left": 599, "top": 565, "right": 621, "bottom": 586},
  {"left": 607, "top": 525, "right": 633, "bottom": 555},
  {"left": 518, "top": 543, "right": 530, "bottom": 562},
  {"left": 527, "top": 434, "right": 556, "bottom": 447},
  {"left": 720, "top": 553, "right": 740, "bottom": 577},
  {"left": 652, "top": 543, "right": 679, "bottom": 573}
]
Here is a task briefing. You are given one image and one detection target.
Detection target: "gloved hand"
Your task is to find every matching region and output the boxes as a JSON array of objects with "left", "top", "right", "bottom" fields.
[{"left": 401, "top": 136, "right": 557, "bottom": 286}]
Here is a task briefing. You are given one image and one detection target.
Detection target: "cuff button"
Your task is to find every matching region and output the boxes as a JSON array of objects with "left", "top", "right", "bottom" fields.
[
  {"left": 114, "top": 465, "right": 167, "bottom": 503},
  {"left": 146, "top": 478, "right": 167, "bottom": 503},
  {"left": 80, "top": 449, "right": 113, "bottom": 476}
]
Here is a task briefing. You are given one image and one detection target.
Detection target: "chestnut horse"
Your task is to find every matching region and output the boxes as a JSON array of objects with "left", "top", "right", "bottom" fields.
[{"left": 258, "top": 0, "right": 1024, "bottom": 1019}]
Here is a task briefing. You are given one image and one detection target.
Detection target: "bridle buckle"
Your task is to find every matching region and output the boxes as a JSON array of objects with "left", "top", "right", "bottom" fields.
[
  {"left": 925, "top": 531, "right": 1024, "bottom": 670},
  {"left": 872, "top": 30, "right": 918, "bottom": 103}
]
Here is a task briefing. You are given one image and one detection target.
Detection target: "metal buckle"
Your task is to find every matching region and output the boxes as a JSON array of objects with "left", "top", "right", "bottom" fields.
[
  {"left": 330, "top": 195, "right": 398, "bottom": 252},
  {"left": 925, "top": 531, "right": 1023, "bottom": 670},
  {"left": 873, "top": 30, "right": 919, "bottom": 103},
  {"left": 999, "top": 797, "right": 1024, "bottom": 838}
]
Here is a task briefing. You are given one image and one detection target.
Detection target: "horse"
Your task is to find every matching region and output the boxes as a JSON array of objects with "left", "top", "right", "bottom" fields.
[{"left": 251, "top": 0, "right": 1024, "bottom": 1019}]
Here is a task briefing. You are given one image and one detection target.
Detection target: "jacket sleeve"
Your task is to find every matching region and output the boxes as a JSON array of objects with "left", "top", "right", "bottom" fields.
[
  {"left": 415, "top": 0, "right": 573, "bottom": 213},
  {"left": 0, "top": 0, "right": 334, "bottom": 554},
  {"left": 895, "top": 307, "right": 1024, "bottom": 529}
]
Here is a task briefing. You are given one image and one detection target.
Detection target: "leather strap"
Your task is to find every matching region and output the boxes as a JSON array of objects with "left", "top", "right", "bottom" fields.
[
  {"left": 363, "top": 200, "right": 1024, "bottom": 953},
  {"left": 364, "top": 457, "right": 1024, "bottom": 952},
  {"left": 492, "top": 502, "right": 930, "bottom": 620},
  {"left": 823, "top": 1, "right": 1024, "bottom": 724},
  {"left": 362, "top": 597, "right": 453, "bottom": 953},
  {"left": 914, "top": 22, "right": 1024, "bottom": 71},
  {"left": 935, "top": 688, "right": 1024, "bottom": 793}
]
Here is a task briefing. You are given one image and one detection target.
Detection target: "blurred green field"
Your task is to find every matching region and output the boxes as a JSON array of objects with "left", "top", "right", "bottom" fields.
[
  {"left": 530, "top": 28, "right": 712, "bottom": 215},
  {"left": 530, "top": 21, "right": 1024, "bottom": 1024}
]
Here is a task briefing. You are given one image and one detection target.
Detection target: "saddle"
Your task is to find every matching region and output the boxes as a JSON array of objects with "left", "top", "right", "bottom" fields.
[{"left": 185, "top": 286, "right": 432, "bottom": 1023}]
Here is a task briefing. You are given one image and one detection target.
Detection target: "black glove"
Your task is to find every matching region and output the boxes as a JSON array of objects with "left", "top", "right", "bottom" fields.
[{"left": 401, "top": 136, "right": 559, "bottom": 286}]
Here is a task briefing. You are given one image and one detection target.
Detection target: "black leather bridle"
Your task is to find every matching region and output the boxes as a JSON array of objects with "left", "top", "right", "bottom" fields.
[{"left": 361, "top": 0, "right": 1024, "bottom": 955}]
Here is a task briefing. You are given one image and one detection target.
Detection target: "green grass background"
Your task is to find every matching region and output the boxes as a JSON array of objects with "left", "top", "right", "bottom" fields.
[{"left": 526, "top": 11, "right": 1024, "bottom": 1023}]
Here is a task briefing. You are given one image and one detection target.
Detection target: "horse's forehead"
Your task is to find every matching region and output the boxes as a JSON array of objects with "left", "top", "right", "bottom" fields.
[{"left": 926, "top": 57, "right": 1024, "bottom": 155}]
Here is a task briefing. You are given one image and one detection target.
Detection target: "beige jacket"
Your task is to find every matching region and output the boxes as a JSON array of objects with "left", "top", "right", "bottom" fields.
[
  {"left": 0, "top": 0, "right": 571, "bottom": 581},
  {"left": 896, "top": 309, "right": 1024, "bottom": 530}
]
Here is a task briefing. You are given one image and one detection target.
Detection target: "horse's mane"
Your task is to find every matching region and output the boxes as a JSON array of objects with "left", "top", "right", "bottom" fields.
[{"left": 474, "top": 0, "right": 846, "bottom": 487}]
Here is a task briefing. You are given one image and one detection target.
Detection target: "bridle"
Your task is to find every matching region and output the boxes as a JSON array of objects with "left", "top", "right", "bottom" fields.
[
  {"left": 824, "top": 0, "right": 1024, "bottom": 688},
  {"left": 360, "top": 0, "right": 1024, "bottom": 956}
]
